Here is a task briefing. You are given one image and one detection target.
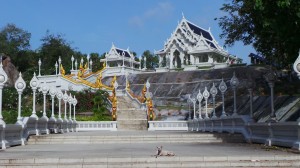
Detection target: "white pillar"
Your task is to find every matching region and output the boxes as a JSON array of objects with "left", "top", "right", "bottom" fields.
[
  {"left": 89, "top": 59, "right": 93, "bottom": 72},
  {"left": 15, "top": 72, "right": 26, "bottom": 125},
  {"left": 71, "top": 55, "right": 74, "bottom": 70},
  {"left": 203, "top": 87, "right": 210, "bottom": 119},
  {"left": 41, "top": 84, "right": 49, "bottom": 118},
  {"left": 197, "top": 90, "right": 203, "bottom": 120},
  {"left": 87, "top": 54, "right": 90, "bottom": 70},
  {"left": 58, "top": 56, "right": 62, "bottom": 75},
  {"left": 68, "top": 93, "right": 73, "bottom": 120},
  {"left": 38, "top": 59, "right": 42, "bottom": 77},
  {"left": 63, "top": 91, "right": 68, "bottom": 120},
  {"left": 73, "top": 96, "right": 77, "bottom": 121},
  {"left": 0, "top": 61, "right": 8, "bottom": 125},
  {"left": 56, "top": 89, "right": 63, "bottom": 119},
  {"left": 49, "top": 87, "right": 57, "bottom": 118},
  {"left": 75, "top": 59, "right": 78, "bottom": 70},
  {"left": 55, "top": 62, "right": 58, "bottom": 75},
  {"left": 30, "top": 72, "right": 39, "bottom": 118}
]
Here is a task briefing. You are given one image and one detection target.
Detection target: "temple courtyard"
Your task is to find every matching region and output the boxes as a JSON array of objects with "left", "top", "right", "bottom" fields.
[{"left": 1, "top": 131, "right": 299, "bottom": 168}]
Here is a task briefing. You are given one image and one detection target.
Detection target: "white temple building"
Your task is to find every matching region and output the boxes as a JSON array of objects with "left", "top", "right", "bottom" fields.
[
  {"left": 155, "top": 15, "right": 242, "bottom": 71},
  {"left": 100, "top": 44, "right": 141, "bottom": 76}
]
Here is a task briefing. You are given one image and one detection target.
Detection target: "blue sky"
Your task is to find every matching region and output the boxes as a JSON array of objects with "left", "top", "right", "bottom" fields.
[{"left": 0, "top": 0, "right": 254, "bottom": 63}]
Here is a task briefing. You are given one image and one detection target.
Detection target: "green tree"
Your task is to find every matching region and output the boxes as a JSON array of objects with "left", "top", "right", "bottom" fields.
[
  {"left": 141, "top": 50, "right": 159, "bottom": 69},
  {"left": 39, "top": 31, "right": 83, "bottom": 75},
  {"left": 0, "top": 24, "right": 33, "bottom": 72},
  {"left": 217, "top": 0, "right": 300, "bottom": 68}
]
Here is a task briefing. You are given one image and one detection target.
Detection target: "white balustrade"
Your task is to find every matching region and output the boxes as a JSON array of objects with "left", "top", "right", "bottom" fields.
[
  {"left": 76, "top": 121, "right": 117, "bottom": 131},
  {"left": 148, "top": 121, "right": 188, "bottom": 131}
]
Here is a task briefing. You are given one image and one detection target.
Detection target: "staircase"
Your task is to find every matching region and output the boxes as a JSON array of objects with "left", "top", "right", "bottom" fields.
[
  {"left": 27, "top": 132, "right": 244, "bottom": 145},
  {"left": 6, "top": 132, "right": 299, "bottom": 167},
  {"left": 117, "top": 96, "right": 148, "bottom": 130}
]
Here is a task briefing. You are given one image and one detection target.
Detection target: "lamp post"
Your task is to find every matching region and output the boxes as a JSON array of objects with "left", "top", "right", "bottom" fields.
[
  {"left": 264, "top": 69, "right": 277, "bottom": 122},
  {"left": 56, "top": 89, "right": 63, "bottom": 120},
  {"left": 68, "top": 93, "right": 73, "bottom": 121},
  {"left": 41, "top": 83, "right": 49, "bottom": 118},
  {"left": 49, "top": 87, "right": 57, "bottom": 119},
  {"left": 197, "top": 90, "right": 203, "bottom": 120},
  {"left": 38, "top": 59, "right": 42, "bottom": 77},
  {"left": 0, "top": 61, "right": 8, "bottom": 125},
  {"left": 58, "top": 56, "right": 62, "bottom": 75},
  {"left": 219, "top": 78, "right": 228, "bottom": 118},
  {"left": 191, "top": 97, "right": 196, "bottom": 120},
  {"left": 230, "top": 72, "right": 239, "bottom": 116},
  {"left": 73, "top": 96, "right": 77, "bottom": 121},
  {"left": 71, "top": 55, "right": 74, "bottom": 70},
  {"left": 55, "top": 62, "right": 58, "bottom": 75},
  {"left": 29, "top": 72, "right": 39, "bottom": 118},
  {"left": 210, "top": 83, "right": 218, "bottom": 119},
  {"left": 63, "top": 91, "right": 69, "bottom": 132},
  {"left": 15, "top": 73, "right": 26, "bottom": 125},
  {"left": 203, "top": 87, "right": 210, "bottom": 119}
]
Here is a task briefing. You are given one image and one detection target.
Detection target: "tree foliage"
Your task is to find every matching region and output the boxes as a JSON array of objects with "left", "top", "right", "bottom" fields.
[
  {"left": 39, "top": 31, "right": 83, "bottom": 75},
  {"left": 141, "top": 50, "right": 159, "bottom": 69},
  {"left": 217, "top": 0, "right": 300, "bottom": 68}
]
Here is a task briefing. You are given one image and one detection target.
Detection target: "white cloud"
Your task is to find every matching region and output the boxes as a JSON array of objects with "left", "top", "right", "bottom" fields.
[{"left": 129, "top": 2, "right": 174, "bottom": 27}]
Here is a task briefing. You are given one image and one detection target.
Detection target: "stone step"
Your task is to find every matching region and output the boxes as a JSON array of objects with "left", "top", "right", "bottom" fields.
[
  {"left": 27, "top": 133, "right": 245, "bottom": 144},
  {"left": 1, "top": 156, "right": 299, "bottom": 167}
]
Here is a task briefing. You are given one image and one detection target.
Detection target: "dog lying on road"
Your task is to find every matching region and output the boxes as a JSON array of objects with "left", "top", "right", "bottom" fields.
[{"left": 155, "top": 146, "right": 175, "bottom": 158}]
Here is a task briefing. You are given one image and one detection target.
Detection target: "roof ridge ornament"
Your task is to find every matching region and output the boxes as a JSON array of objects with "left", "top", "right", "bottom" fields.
[{"left": 182, "top": 12, "right": 185, "bottom": 19}]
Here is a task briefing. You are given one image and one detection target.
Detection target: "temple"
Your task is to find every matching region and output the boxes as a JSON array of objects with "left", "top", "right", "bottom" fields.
[
  {"left": 100, "top": 44, "right": 141, "bottom": 76},
  {"left": 155, "top": 15, "right": 242, "bottom": 71}
]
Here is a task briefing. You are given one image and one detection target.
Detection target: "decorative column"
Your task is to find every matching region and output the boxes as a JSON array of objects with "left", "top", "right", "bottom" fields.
[
  {"left": 0, "top": 61, "right": 8, "bottom": 125},
  {"left": 122, "top": 52, "right": 125, "bottom": 67},
  {"left": 38, "top": 59, "right": 42, "bottom": 77},
  {"left": 41, "top": 83, "right": 49, "bottom": 118},
  {"left": 80, "top": 58, "right": 84, "bottom": 67},
  {"left": 58, "top": 56, "right": 62, "bottom": 75},
  {"left": 29, "top": 72, "right": 39, "bottom": 118},
  {"left": 49, "top": 87, "right": 57, "bottom": 119},
  {"left": 146, "top": 79, "right": 150, "bottom": 92},
  {"left": 71, "top": 55, "right": 74, "bottom": 70},
  {"left": 191, "top": 97, "right": 196, "bottom": 119},
  {"left": 87, "top": 54, "right": 90, "bottom": 70},
  {"left": 187, "top": 95, "right": 192, "bottom": 120},
  {"left": 230, "top": 72, "right": 239, "bottom": 116},
  {"left": 55, "top": 62, "right": 58, "bottom": 75},
  {"left": 210, "top": 83, "right": 218, "bottom": 119},
  {"left": 264, "top": 69, "right": 277, "bottom": 121},
  {"left": 139, "top": 57, "right": 142, "bottom": 70},
  {"left": 63, "top": 91, "right": 68, "bottom": 120},
  {"left": 56, "top": 89, "right": 63, "bottom": 120},
  {"left": 63, "top": 91, "right": 69, "bottom": 132},
  {"left": 219, "top": 78, "right": 228, "bottom": 118},
  {"left": 15, "top": 73, "right": 26, "bottom": 125},
  {"left": 293, "top": 50, "right": 300, "bottom": 79},
  {"left": 203, "top": 87, "right": 210, "bottom": 119},
  {"left": 143, "top": 56, "right": 147, "bottom": 70},
  {"left": 73, "top": 96, "right": 77, "bottom": 121},
  {"left": 197, "top": 90, "right": 203, "bottom": 120},
  {"left": 75, "top": 59, "right": 78, "bottom": 70},
  {"left": 68, "top": 93, "right": 73, "bottom": 121},
  {"left": 89, "top": 59, "right": 93, "bottom": 72}
]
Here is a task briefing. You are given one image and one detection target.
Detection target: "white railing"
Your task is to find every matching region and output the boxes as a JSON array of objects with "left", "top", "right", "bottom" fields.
[
  {"left": 148, "top": 121, "right": 188, "bottom": 131},
  {"left": 76, "top": 121, "right": 117, "bottom": 131},
  {"left": 188, "top": 116, "right": 300, "bottom": 151}
]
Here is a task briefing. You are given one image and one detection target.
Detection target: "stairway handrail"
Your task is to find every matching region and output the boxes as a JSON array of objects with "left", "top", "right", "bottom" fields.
[{"left": 125, "top": 89, "right": 146, "bottom": 110}]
